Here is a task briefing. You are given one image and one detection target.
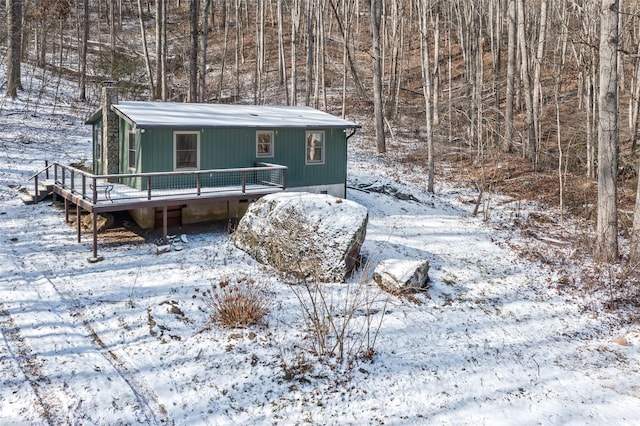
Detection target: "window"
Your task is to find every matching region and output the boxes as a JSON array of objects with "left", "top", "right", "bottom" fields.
[
  {"left": 174, "top": 131, "right": 200, "bottom": 170},
  {"left": 128, "top": 131, "right": 136, "bottom": 169},
  {"left": 256, "top": 130, "right": 274, "bottom": 158},
  {"left": 94, "top": 124, "right": 102, "bottom": 161},
  {"left": 305, "top": 131, "right": 325, "bottom": 165}
]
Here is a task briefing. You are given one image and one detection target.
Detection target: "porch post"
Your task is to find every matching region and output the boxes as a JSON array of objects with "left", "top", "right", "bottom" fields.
[
  {"left": 87, "top": 211, "right": 103, "bottom": 263},
  {"left": 92, "top": 212, "right": 98, "bottom": 260},
  {"left": 64, "top": 199, "right": 69, "bottom": 223},
  {"left": 76, "top": 204, "right": 81, "bottom": 243},
  {"left": 162, "top": 206, "right": 168, "bottom": 243}
]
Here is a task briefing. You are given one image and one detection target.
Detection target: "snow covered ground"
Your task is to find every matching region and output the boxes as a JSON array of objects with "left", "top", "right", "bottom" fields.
[{"left": 1, "top": 66, "right": 639, "bottom": 425}]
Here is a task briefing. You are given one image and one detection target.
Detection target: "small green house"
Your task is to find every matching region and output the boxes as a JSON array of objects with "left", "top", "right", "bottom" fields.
[{"left": 85, "top": 84, "right": 360, "bottom": 228}]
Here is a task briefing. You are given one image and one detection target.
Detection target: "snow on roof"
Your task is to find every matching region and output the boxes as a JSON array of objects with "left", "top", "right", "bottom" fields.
[{"left": 109, "top": 101, "right": 360, "bottom": 129}]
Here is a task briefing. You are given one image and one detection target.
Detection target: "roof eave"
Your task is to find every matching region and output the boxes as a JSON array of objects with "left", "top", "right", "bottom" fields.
[
  {"left": 131, "top": 123, "right": 361, "bottom": 130},
  {"left": 84, "top": 108, "right": 103, "bottom": 125}
]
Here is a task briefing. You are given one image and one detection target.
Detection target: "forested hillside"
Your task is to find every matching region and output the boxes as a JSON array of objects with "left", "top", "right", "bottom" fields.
[{"left": 3, "top": 1, "right": 640, "bottom": 261}]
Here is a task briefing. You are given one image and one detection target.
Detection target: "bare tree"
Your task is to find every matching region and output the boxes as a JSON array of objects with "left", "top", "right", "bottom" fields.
[
  {"left": 418, "top": 0, "right": 435, "bottom": 192},
  {"left": 154, "top": 0, "right": 165, "bottom": 100},
  {"left": 532, "top": 0, "right": 548, "bottom": 164},
  {"left": 188, "top": 0, "right": 200, "bottom": 103},
  {"left": 200, "top": 0, "right": 212, "bottom": 102},
  {"left": 503, "top": 0, "right": 516, "bottom": 153},
  {"left": 5, "top": 0, "right": 23, "bottom": 99},
  {"left": 277, "top": 0, "right": 289, "bottom": 102},
  {"left": 305, "top": 0, "right": 315, "bottom": 106},
  {"left": 137, "top": 0, "right": 155, "bottom": 96},
  {"left": 290, "top": 0, "right": 301, "bottom": 105},
  {"left": 78, "top": 0, "right": 89, "bottom": 101},
  {"left": 366, "top": 0, "right": 386, "bottom": 153},
  {"left": 517, "top": 0, "right": 535, "bottom": 160},
  {"left": 596, "top": 0, "right": 620, "bottom": 262}
]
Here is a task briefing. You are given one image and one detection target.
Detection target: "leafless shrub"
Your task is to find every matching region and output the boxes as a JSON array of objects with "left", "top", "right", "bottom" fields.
[
  {"left": 288, "top": 264, "right": 389, "bottom": 370},
  {"left": 200, "top": 277, "right": 270, "bottom": 328}
]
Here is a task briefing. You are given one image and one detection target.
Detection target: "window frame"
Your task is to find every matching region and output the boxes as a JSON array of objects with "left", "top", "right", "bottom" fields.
[
  {"left": 173, "top": 131, "right": 201, "bottom": 171},
  {"left": 256, "top": 130, "right": 274, "bottom": 158},
  {"left": 305, "top": 130, "right": 325, "bottom": 165},
  {"left": 127, "top": 131, "right": 136, "bottom": 170}
]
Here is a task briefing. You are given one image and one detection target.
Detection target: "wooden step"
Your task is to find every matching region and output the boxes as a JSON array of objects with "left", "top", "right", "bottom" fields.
[{"left": 20, "top": 184, "right": 53, "bottom": 205}]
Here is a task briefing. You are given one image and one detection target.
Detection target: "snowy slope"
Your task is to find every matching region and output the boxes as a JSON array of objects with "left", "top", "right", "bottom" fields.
[{"left": 1, "top": 65, "right": 639, "bottom": 425}]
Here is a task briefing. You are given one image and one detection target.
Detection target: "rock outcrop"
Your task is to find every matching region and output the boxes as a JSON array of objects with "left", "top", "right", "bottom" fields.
[{"left": 232, "top": 192, "right": 368, "bottom": 282}]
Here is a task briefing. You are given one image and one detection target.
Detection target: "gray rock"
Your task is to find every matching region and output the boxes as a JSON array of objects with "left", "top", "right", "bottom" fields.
[
  {"left": 232, "top": 192, "right": 368, "bottom": 282},
  {"left": 373, "top": 259, "right": 430, "bottom": 293},
  {"left": 82, "top": 213, "right": 114, "bottom": 232}
]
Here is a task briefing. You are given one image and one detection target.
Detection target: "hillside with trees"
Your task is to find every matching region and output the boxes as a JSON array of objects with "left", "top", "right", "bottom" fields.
[
  {"left": 3, "top": 1, "right": 640, "bottom": 268},
  {"left": 2, "top": 2, "right": 640, "bottom": 423}
]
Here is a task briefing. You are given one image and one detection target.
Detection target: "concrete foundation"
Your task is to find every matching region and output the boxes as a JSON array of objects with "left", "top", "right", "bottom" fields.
[
  {"left": 129, "top": 200, "right": 252, "bottom": 230},
  {"left": 129, "top": 207, "right": 156, "bottom": 230}
]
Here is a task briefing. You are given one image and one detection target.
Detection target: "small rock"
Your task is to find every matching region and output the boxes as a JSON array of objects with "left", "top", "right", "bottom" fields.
[
  {"left": 156, "top": 244, "right": 171, "bottom": 255},
  {"left": 180, "top": 234, "right": 189, "bottom": 243},
  {"left": 82, "top": 213, "right": 114, "bottom": 232},
  {"left": 374, "top": 259, "right": 430, "bottom": 293},
  {"left": 614, "top": 335, "right": 629, "bottom": 346},
  {"left": 173, "top": 244, "right": 183, "bottom": 251}
]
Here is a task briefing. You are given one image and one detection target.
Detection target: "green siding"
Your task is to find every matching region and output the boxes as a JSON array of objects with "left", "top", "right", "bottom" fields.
[{"left": 127, "top": 123, "right": 348, "bottom": 191}]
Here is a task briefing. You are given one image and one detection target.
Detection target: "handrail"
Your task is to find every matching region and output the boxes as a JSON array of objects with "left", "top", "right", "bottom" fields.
[
  {"left": 49, "top": 161, "right": 287, "bottom": 206},
  {"left": 27, "top": 160, "right": 55, "bottom": 181},
  {"left": 53, "top": 162, "right": 287, "bottom": 181}
]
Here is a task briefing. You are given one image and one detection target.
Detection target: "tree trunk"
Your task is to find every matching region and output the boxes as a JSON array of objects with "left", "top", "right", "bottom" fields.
[
  {"left": 419, "top": 0, "right": 434, "bottom": 192},
  {"left": 188, "top": 0, "right": 200, "bottom": 103},
  {"left": 6, "top": 0, "right": 23, "bottom": 99},
  {"left": 431, "top": 3, "right": 440, "bottom": 128},
  {"left": 517, "top": 0, "right": 536, "bottom": 160},
  {"left": 305, "top": 0, "right": 315, "bottom": 106},
  {"left": 154, "top": 0, "right": 163, "bottom": 99},
  {"left": 367, "top": 0, "right": 386, "bottom": 153},
  {"left": 277, "top": 0, "right": 288, "bottom": 100},
  {"left": 161, "top": 0, "right": 168, "bottom": 100},
  {"left": 200, "top": 0, "right": 212, "bottom": 102},
  {"left": 532, "top": 0, "right": 548, "bottom": 164},
  {"left": 290, "top": 0, "right": 300, "bottom": 105},
  {"left": 137, "top": 0, "right": 155, "bottom": 96},
  {"left": 596, "top": 0, "right": 620, "bottom": 262},
  {"left": 78, "top": 0, "right": 89, "bottom": 101}
]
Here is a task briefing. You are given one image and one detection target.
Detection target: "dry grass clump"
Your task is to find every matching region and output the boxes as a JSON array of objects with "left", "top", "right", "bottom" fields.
[{"left": 201, "top": 277, "right": 269, "bottom": 328}]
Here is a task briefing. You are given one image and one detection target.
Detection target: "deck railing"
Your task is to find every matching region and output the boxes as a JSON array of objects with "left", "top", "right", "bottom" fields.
[{"left": 51, "top": 162, "right": 287, "bottom": 205}]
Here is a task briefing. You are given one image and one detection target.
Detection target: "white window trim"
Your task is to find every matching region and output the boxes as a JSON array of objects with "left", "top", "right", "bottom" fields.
[
  {"left": 305, "top": 130, "right": 325, "bottom": 165},
  {"left": 256, "top": 130, "right": 274, "bottom": 158},
  {"left": 128, "top": 131, "right": 136, "bottom": 170},
  {"left": 173, "top": 131, "right": 201, "bottom": 171}
]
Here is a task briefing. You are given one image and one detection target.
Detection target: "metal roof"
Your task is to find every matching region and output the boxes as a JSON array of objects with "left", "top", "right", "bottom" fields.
[{"left": 104, "top": 101, "right": 360, "bottom": 129}]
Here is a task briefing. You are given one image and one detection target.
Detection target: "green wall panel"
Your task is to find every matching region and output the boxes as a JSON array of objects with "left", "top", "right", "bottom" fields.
[{"left": 128, "top": 123, "right": 348, "bottom": 191}]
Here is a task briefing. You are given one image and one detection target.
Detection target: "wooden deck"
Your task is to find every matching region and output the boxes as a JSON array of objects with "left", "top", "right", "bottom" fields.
[{"left": 32, "top": 162, "right": 286, "bottom": 261}]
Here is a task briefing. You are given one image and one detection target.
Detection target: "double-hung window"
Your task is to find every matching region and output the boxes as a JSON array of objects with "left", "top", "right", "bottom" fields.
[
  {"left": 256, "top": 130, "right": 274, "bottom": 158},
  {"left": 127, "top": 131, "right": 136, "bottom": 170},
  {"left": 305, "top": 131, "right": 325, "bottom": 165},
  {"left": 174, "top": 131, "right": 200, "bottom": 170}
]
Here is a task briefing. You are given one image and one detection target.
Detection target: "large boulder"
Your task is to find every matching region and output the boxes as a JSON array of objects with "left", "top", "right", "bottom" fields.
[
  {"left": 232, "top": 192, "right": 368, "bottom": 282},
  {"left": 373, "top": 259, "right": 430, "bottom": 293}
]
